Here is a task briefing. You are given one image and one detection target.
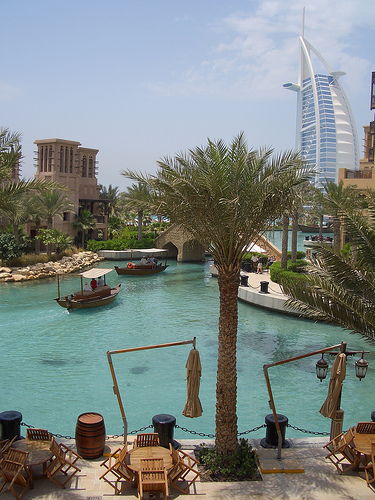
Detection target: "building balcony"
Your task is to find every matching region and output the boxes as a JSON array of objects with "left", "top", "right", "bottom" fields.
[{"left": 344, "top": 169, "right": 373, "bottom": 179}]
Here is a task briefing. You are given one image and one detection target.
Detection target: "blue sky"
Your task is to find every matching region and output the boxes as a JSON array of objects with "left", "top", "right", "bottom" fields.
[{"left": 2, "top": 0, "right": 374, "bottom": 190}]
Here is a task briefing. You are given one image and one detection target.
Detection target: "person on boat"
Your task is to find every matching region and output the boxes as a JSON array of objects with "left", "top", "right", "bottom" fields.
[
  {"left": 150, "top": 254, "right": 157, "bottom": 269},
  {"left": 140, "top": 256, "right": 147, "bottom": 266},
  {"left": 97, "top": 276, "right": 104, "bottom": 287},
  {"left": 83, "top": 282, "right": 92, "bottom": 291},
  {"left": 90, "top": 278, "right": 98, "bottom": 289}
]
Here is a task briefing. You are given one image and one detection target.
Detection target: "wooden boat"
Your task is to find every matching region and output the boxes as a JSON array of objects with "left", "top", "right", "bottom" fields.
[
  {"left": 298, "top": 223, "right": 333, "bottom": 233},
  {"left": 54, "top": 268, "right": 121, "bottom": 310},
  {"left": 114, "top": 248, "right": 168, "bottom": 276}
]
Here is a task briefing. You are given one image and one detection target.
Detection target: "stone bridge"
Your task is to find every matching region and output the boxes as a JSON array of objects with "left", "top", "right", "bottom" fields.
[{"left": 154, "top": 224, "right": 281, "bottom": 262}]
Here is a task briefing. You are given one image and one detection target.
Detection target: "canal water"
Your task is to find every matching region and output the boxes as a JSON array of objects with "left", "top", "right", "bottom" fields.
[{"left": 1, "top": 236, "right": 373, "bottom": 441}]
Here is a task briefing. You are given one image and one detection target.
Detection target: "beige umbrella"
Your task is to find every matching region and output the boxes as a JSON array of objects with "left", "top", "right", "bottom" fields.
[
  {"left": 320, "top": 352, "right": 347, "bottom": 419},
  {"left": 182, "top": 348, "right": 203, "bottom": 418}
]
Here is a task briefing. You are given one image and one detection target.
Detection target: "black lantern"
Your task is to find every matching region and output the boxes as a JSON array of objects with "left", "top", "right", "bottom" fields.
[
  {"left": 355, "top": 352, "right": 369, "bottom": 381},
  {"left": 316, "top": 354, "right": 329, "bottom": 381}
]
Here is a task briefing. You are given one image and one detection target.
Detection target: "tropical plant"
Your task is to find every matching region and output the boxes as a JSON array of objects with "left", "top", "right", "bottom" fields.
[
  {"left": 122, "top": 132, "right": 313, "bottom": 456},
  {"left": 36, "top": 229, "right": 73, "bottom": 254},
  {"left": 0, "top": 233, "right": 28, "bottom": 263},
  {"left": 99, "top": 184, "right": 120, "bottom": 216},
  {"left": 283, "top": 190, "right": 375, "bottom": 341},
  {"left": 72, "top": 209, "right": 96, "bottom": 248},
  {"left": 118, "top": 183, "right": 152, "bottom": 241},
  {"left": 0, "top": 128, "right": 22, "bottom": 181},
  {"left": 32, "top": 188, "right": 74, "bottom": 229}
]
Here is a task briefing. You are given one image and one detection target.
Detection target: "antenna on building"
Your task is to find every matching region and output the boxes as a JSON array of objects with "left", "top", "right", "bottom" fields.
[{"left": 302, "top": 7, "right": 305, "bottom": 38}]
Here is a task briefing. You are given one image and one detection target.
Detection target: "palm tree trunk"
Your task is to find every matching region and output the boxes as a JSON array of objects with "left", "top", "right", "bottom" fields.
[
  {"left": 215, "top": 269, "right": 239, "bottom": 456},
  {"left": 138, "top": 210, "right": 143, "bottom": 241},
  {"left": 47, "top": 216, "right": 53, "bottom": 254},
  {"left": 318, "top": 214, "right": 323, "bottom": 241},
  {"left": 333, "top": 219, "right": 340, "bottom": 252},
  {"left": 12, "top": 221, "right": 19, "bottom": 243},
  {"left": 281, "top": 214, "right": 289, "bottom": 269},
  {"left": 291, "top": 209, "right": 298, "bottom": 263},
  {"left": 35, "top": 218, "right": 41, "bottom": 254}
]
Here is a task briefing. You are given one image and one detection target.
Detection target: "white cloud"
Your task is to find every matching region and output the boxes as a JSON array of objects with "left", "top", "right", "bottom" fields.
[{"left": 147, "top": 0, "right": 374, "bottom": 102}]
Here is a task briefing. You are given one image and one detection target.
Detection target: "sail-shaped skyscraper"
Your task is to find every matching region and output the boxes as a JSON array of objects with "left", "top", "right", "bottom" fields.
[{"left": 283, "top": 17, "right": 359, "bottom": 189}]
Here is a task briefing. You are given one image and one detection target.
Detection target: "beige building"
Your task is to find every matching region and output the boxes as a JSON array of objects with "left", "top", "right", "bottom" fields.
[
  {"left": 33, "top": 138, "right": 108, "bottom": 241},
  {"left": 339, "top": 72, "right": 375, "bottom": 191}
]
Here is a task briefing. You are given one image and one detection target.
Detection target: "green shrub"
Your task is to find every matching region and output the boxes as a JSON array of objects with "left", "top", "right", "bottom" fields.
[
  {"left": 0, "top": 234, "right": 28, "bottom": 264},
  {"left": 270, "top": 260, "right": 308, "bottom": 286},
  {"left": 196, "top": 439, "right": 258, "bottom": 481},
  {"left": 86, "top": 235, "right": 155, "bottom": 252},
  {"left": 287, "top": 251, "right": 306, "bottom": 259}
]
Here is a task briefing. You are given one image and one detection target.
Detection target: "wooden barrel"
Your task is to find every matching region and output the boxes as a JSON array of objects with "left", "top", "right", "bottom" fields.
[{"left": 75, "top": 412, "right": 106, "bottom": 459}]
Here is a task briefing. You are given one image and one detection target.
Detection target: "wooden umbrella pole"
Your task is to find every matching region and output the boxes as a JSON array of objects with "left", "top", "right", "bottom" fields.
[
  {"left": 263, "top": 342, "right": 343, "bottom": 460},
  {"left": 107, "top": 337, "right": 196, "bottom": 445}
]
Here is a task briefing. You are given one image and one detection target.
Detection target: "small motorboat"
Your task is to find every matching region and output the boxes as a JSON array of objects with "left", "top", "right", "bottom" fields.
[
  {"left": 114, "top": 249, "right": 168, "bottom": 276},
  {"left": 54, "top": 268, "right": 121, "bottom": 310}
]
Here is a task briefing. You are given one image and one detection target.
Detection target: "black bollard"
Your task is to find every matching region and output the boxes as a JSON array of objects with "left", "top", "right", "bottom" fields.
[
  {"left": 259, "top": 281, "right": 269, "bottom": 293},
  {"left": 152, "top": 414, "right": 177, "bottom": 449},
  {"left": 260, "top": 413, "right": 290, "bottom": 448},
  {"left": 240, "top": 275, "right": 249, "bottom": 287},
  {"left": 0, "top": 411, "right": 22, "bottom": 441}
]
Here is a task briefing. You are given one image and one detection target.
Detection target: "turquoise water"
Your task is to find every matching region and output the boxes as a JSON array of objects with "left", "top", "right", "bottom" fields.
[{"left": 1, "top": 253, "right": 373, "bottom": 441}]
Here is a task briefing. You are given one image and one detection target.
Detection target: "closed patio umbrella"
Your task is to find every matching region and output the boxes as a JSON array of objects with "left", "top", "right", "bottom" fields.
[
  {"left": 182, "top": 348, "right": 203, "bottom": 418},
  {"left": 320, "top": 352, "right": 346, "bottom": 419}
]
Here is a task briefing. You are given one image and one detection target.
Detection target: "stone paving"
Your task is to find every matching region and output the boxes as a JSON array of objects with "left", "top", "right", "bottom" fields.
[{"left": 1, "top": 436, "right": 374, "bottom": 499}]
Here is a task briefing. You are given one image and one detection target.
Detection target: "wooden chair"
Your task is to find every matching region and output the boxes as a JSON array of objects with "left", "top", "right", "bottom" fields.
[
  {"left": 44, "top": 438, "right": 81, "bottom": 488},
  {"left": 133, "top": 433, "right": 160, "bottom": 448},
  {"left": 0, "top": 436, "right": 17, "bottom": 462},
  {"left": 0, "top": 449, "right": 30, "bottom": 500},
  {"left": 138, "top": 458, "right": 168, "bottom": 500},
  {"left": 168, "top": 444, "right": 201, "bottom": 493},
  {"left": 365, "top": 442, "right": 375, "bottom": 488},
  {"left": 26, "top": 428, "right": 52, "bottom": 441},
  {"left": 356, "top": 422, "right": 375, "bottom": 434},
  {"left": 324, "top": 428, "right": 359, "bottom": 474},
  {"left": 99, "top": 444, "right": 134, "bottom": 495}
]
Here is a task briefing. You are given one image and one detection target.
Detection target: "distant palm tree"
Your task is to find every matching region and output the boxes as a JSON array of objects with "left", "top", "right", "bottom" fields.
[
  {"left": 0, "top": 127, "right": 22, "bottom": 181},
  {"left": 122, "top": 132, "right": 313, "bottom": 456},
  {"left": 283, "top": 189, "right": 375, "bottom": 342},
  {"left": 99, "top": 184, "right": 120, "bottom": 216},
  {"left": 33, "top": 188, "right": 74, "bottom": 229},
  {"left": 118, "top": 182, "right": 151, "bottom": 241},
  {"left": 72, "top": 209, "right": 96, "bottom": 248}
]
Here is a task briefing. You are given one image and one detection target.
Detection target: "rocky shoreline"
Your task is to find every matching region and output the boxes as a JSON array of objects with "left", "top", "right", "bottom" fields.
[{"left": 0, "top": 251, "right": 104, "bottom": 282}]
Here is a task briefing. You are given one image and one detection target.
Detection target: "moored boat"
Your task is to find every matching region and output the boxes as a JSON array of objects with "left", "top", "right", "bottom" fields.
[
  {"left": 114, "top": 248, "right": 169, "bottom": 276},
  {"left": 298, "top": 223, "right": 333, "bottom": 233},
  {"left": 55, "top": 268, "right": 121, "bottom": 310}
]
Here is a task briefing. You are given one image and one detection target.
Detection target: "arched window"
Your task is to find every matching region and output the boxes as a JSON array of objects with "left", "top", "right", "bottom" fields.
[
  {"left": 88, "top": 157, "right": 93, "bottom": 177},
  {"left": 40, "top": 147, "right": 44, "bottom": 172},
  {"left": 65, "top": 147, "right": 68, "bottom": 173},
  {"left": 60, "top": 146, "right": 64, "bottom": 172},
  {"left": 82, "top": 156, "right": 87, "bottom": 177},
  {"left": 70, "top": 148, "right": 73, "bottom": 173},
  {"left": 48, "top": 146, "right": 52, "bottom": 172}
]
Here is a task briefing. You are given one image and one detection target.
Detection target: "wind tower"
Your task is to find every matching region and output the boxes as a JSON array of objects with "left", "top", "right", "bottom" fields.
[{"left": 283, "top": 9, "right": 359, "bottom": 189}]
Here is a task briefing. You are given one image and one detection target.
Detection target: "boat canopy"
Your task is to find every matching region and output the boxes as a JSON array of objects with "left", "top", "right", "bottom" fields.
[
  {"left": 80, "top": 268, "right": 114, "bottom": 279},
  {"left": 130, "top": 248, "right": 168, "bottom": 254}
]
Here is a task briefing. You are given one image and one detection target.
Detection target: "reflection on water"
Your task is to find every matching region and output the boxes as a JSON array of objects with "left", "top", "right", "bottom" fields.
[{"left": 0, "top": 257, "right": 373, "bottom": 440}]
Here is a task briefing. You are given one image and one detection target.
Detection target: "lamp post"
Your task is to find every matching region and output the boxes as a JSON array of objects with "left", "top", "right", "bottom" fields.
[{"left": 263, "top": 341, "right": 369, "bottom": 460}]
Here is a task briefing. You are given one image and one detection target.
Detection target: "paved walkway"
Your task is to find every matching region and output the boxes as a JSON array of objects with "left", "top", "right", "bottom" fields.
[{"left": 1, "top": 436, "right": 373, "bottom": 499}]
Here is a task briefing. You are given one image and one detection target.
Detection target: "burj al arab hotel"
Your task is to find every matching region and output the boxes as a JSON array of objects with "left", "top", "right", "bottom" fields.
[{"left": 283, "top": 17, "right": 359, "bottom": 189}]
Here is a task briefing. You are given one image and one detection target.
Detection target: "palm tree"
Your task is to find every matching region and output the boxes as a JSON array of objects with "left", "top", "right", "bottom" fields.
[
  {"left": 72, "top": 209, "right": 96, "bottom": 248},
  {"left": 99, "top": 184, "right": 120, "bottom": 216},
  {"left": 322, "top": 180, "right": 359, "bottom": 252},
  {"left": 0, "top": 127, "right": 22, "bottom": 181},
  {"left": 283, "top": 189, "right": 375, "bottom": 341},
  {"left": 119, "top": 183, "right": 151, "bottom": 241},
  {"left": 122, "top": 133, "right": 313, "bottom": 456},
  {"left": 33, "top": 188, "right": 74, "bottom": 229}
]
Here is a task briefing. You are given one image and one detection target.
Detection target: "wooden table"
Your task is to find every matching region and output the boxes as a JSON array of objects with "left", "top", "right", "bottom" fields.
[
  {"left": 352, "top": 433, "right": 375, "bottom": 468},
  {"left": 127, "top": 446, "right": 173, "bottom": 472},
  {"left": 13, "top": 438, "right": 53, "bottom": 488}
]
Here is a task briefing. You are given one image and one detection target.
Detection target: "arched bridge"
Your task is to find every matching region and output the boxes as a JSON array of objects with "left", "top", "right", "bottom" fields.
[{"left": 154, "top": 224, "right": 281, "bottom": 262}]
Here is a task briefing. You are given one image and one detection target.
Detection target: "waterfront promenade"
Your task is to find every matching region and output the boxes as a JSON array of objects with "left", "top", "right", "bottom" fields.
[{"left": 1, "top": 435, "right": 373, "bottom": 499}]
